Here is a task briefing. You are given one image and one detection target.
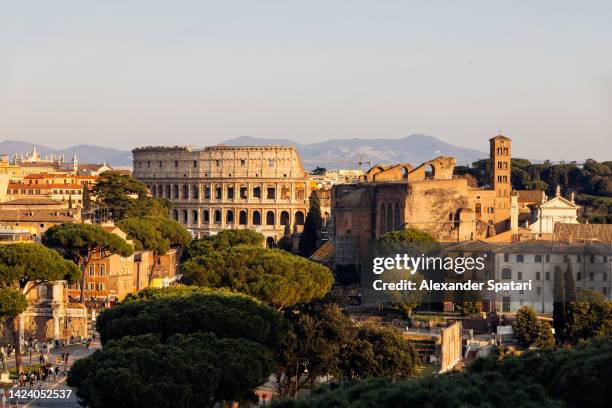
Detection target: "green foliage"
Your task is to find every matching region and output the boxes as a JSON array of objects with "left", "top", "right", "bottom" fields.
[
  {"left": 377, "top": 227, "right": 438, "bottom": 246},
  {"left": 68, "top": 332, "right": 274, "bottom": 408},
  {"left": 299, "top": 192, "right": 322, "bottom": 257},
  {"left": 564, "top": 262, "right": 576, "bottom": 302},
  {"left": 455, "top": 159, "right": 612, "bottom": 222},
  {"left": 564, "top": 301, "right": 612, "bottom": 343},
  {"left": 179, "top": 229, "right": 331, "bottom": 308},
  {"left": 273, "top": 337, "right": 612, "bottom": 408},
  {"left": 117, "top": 216, "right": 191, "bottom": 253},
  {"left": 513, "top": 306, "right": 554, "bottom": 348},
  {"left": 274, "top": 304, "right": 419, "bottom": 397},
  {"left": 42, "top": 223, "right": 134, "bottom": 263},
  {"left": 577, "top": 288, "right": 605, "bottom": 302},
  {"left": 0, "top": 288, "right": 28, "bottom": 318},
  {"left": 92, "top": 171, "right": 170, "bottom": 220},
  {"left": 553, "top": 266, "right": 565, "bottom": 343},
  {"left": 339, "top": 325, "right": 419, "bottom": 379},
  {"left": 0, "top": 242, "right": 81, "bottom": 286},
  {"left": 455, "top": 301, "right": 483, "bottom": 316},
  {"left": 96, "top": 286, "right": 286, "bottom": 349}
]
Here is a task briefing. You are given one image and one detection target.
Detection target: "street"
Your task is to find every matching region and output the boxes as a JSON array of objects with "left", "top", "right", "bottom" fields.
[{"left": 5, "top": 342, "right": 98, "bottom": 407}]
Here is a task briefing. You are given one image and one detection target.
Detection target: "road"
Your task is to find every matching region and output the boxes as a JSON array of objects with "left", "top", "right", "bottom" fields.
[{"left": 5, "top": 342, "right": 98, "bottom": 407}]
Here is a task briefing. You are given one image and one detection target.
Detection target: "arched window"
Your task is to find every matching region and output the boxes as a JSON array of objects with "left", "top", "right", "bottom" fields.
[
  {"left": 253, "top": 186, "right": 261, "bottom": 198},
  {"left": 173, "top": 185, "right": 179, "bottom": 199},
  {"left": 214, "top": 210, "right": 221, "bottom": 224},
  {"left": 266, "top": 211, "right": 275, "bottom": 225},
  {"left": 192, "top": 210, "right": 198, "bottom": 224},
  {"left": 182, "top": 185, "right": 189, "bottom": 199},
  {"left": 380, "top": 204, "right": 386, "bottom": 234},
  {"left": 295, "top": 211, "right": 305, "bottom": 225},
  {"left": 475, "top": 203, "right": 482, "bottom": 217},
  {"left": 252, "top": 210, "right": 261, "bottom": 225},
  {"left": 425, "top": 164, "right": 435, "bottom": 179},
  {"left": 266, "top": 237, "right": 275, "bottom": 248},
  {"left": 172, "top": 209, "right": 178, "bottom": 221},
  {"left": 226, "top": 210, "right": 234, "bottom": 224},
  {"left": 387, "top": 203, "right": 393, "bottom": 232},
  {"left": 192, "top": 185, "right": 199, "bottom": 199},
  {"left": 203, "top": 210, "right": 210, "bottom": 224},
  {"left": 501, "top": 268, "right": 512, "bottom": 280},
  {"left": 239, "top": 210, "right": 247, "bottom": 225},
  {"left": 165, "top": 185, "right": 171, "bottom": 198},
  {"left": 182, "top": 210, "right": 188, "bottom": 224},
  {"left": 280, "top": 211, "right": 290, "bottom": 226}
]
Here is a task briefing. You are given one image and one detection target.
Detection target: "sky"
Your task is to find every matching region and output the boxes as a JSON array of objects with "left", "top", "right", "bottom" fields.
[{"left": 0, "top": 0, "right": 611, "bottom": 160}]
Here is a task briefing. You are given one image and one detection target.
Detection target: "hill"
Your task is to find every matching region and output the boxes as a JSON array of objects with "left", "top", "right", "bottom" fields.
[{"left": 222, "top": 134, "right": 487, "bottom": 168}]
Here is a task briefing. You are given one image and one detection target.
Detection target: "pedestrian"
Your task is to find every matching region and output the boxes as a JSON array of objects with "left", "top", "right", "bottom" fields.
[
  {"left": 60, "top": 352, "right": 65, "bottom": 361},
  {"left": 54, "top": 366, "right": 60, "bottom": 378},
  {"left": 65, "top": 352, "right": 70, "bottom": 364}
]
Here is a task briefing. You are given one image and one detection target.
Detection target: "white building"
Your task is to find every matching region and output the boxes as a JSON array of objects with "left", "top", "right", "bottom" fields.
[{"left": 527, "top": 186, "right": 580, "bottom": 237}]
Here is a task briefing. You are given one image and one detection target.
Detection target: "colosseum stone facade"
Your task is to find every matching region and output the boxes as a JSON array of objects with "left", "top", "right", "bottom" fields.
[{"left": 132, "top": 145, "right": 310, "bottom": 245}]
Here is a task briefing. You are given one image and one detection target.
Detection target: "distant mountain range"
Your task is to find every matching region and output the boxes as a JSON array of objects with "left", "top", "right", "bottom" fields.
[
  {"left": 0, "top": 140, "right": 133, "bottom": 167},
  {"left": 222, "top": 135, "right": 488, "bottom": 169},
  {"left": 0, "top": 135, "right": 488, "bottom": 169}
]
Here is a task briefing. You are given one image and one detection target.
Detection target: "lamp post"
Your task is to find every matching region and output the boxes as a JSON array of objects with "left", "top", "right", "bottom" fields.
[{"left": 294, "top": 358, "right": 309, "bottom": 398}]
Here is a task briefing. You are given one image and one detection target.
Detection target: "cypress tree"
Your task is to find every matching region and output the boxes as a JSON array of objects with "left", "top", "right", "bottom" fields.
[
  {"left": 299, "top": 192, "right": 322, "bottom": 257},
  {"left": 564, "top": 261, "right": 577, "bottom": 302},
  {"left": 552, "top": 265, "right": 566, "bottom": 343}
]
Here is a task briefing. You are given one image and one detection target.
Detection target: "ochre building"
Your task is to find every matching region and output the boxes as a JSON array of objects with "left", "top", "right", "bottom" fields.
[
  {"left": 132, "top": 145, "right": 310, "bottom": 246},
  {"left": 332, "top": 135, "right": 533, "bottom": 258}
]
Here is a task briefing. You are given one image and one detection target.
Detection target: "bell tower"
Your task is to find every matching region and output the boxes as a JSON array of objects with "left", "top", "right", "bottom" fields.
[{"left": 490, "top": 134, "right": 511, "bottom": 197}]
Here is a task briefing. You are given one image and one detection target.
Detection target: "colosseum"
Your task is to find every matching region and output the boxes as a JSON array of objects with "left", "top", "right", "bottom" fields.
[{"left": 131, "top": 145, "right": 310, "bottom": 246}]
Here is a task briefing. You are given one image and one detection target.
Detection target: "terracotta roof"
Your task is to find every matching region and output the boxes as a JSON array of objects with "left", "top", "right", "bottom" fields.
[
  {"left": 0, "top": 198, "right": 64, "bottom": 205},
  {"left": 79, "top": 163, "right": 112, "bottom": 171},
  {"left": 554, "top": 223, "right": 612, "bottom": 244},
  {"left": 517, "top": 189, "right": 542, "bottom": 202},
  {"left": 9, "top": 183, "right": 84, "bottom": 189},
  {"left": 0, "top": 209, "right": 77, "bottom": 222},
  {"left": 491, "top": 240, "right": 612, "bottom": 255}
]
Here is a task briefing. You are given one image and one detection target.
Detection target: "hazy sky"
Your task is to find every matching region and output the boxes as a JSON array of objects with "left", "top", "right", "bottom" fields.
[{"left": 0, "top": 1, "right": 610, "bottom": 160}]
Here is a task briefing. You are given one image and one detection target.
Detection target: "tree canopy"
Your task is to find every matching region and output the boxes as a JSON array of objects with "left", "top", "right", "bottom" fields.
[
  {"left": 70, "top": 287, "right": 286, "bottom": 407},
  {"left": 180, "top": 230, "right": 332, "bottom": 308},
  {"left": 512, "top": 306, "right": 554, "bottom": 349},
  {"left": 117, "top": 216, "right": 191, "bottom": 253},
  {"left": 299, "top": 192, "right": 322, "bottom": 257},
  {"left": 42, "top": 223, "right": 133, "bottom": 301},
  {"left": 96, "top": 286, "right": 287, "bottom": 349},
  {"left": 92, "top": 171, "right": 170, "bottom": 220},
  {"left": 272, "top": 337, "right": 612, "bottom": 408},
  {"left": 377, "top": 227, "right": 438, "bottom": 246},
  {"left": 180, "top": 244, "right": 333, "bottom": 308}
]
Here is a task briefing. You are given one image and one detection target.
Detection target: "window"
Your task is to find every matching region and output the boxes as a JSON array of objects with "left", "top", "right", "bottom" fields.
[
  {"left": 226, "top": 210, "right": 234, "bottom": 224},
  {"left": 504, "top": 254, "right": 510, "bottom": 262},
  {"left": 502, "top": 297, "right": 511, "bottom": 312},
  {"left": 563, "top": 255, "right": 570, "bottom": 262},
  {"left": 193, "top": 160, "right": 197, "bottom": 167},
  {"left": 147, "top": 161, "right": 151, "bottom": 168},
  {"left": 537, "top": 287, "right": 542, "bottom": 295},
  {"left": 590, "top": 272, "right": 594, "bottom": 281},
  {"left": 487, "top": 207, "right": 494, "bottom": 213},
  {"left": 590, "top": 254, "right": 595, "bottom": 263},
  {"left": 546, "top": 254, "right": 550, "bottom": 262},
  {"left": 604, "top": 287, "right": 608, "bottom": 296},
  {"left": 182, "top": 185, "right": 189, "bottom": 199},
  {"left": 227, "top": 186, "right": 234, "bottom": 199},
  {"left": 253, "top": 186, "right": 261, "bottom": 198},
  {"left": 192, "top": 185, "right": 199, "bottom": 199},
  {"left": 89, "top": 283, "right": 95, "bottom": 290},
  {"left": 252, "top": 211, "right": 261, "bottom": 225},
  {"left": 215, "top": 160, "right": 221, "bottom": 166},
  {"left": 546, "top": 272, "right": 550, "bottom": 281},
  {"left": 182, "top": 210, "right": 188, "bottom": 224},
  {"left": 240, "top": 159, "right": 246, "bottom": 167},
  {"left": 577, "top": 254, "right": 582, "bottom": 262},
  {"left": 604, "top": 273, "right": 608, "bottom": 281},
  {"left": 239, "top": 210, "right": 247, "bottom": 225},
  {"left": 577, "top": 272, "right": 581, "bottom": 280},
  {"left": 175, "top": 161, "right": 179, "bottom": 168},
  {"left": 204, "top": 186, "right": 211, "bottom": 199},
  {"left": 502, "top": 268, "right": 512, "bottom": 279},
  {"left": 516, "top": 254, "right": 524, "bottom": 263},
  {"left": 266, "top": 211, "right": 275, "bottom": 225},
  {"left": 99, "top": 265, "right": 105, "bottom": 276},
  {"left": 604, "top": 256, "right": 608, "bottom": 263},
  {"left": 215, "top": 185, "right": 222, "bottom": 199},
  {"left": 240, "top": 186, "right": 247, "bottom": 199},
  {"left": 214, "top": 210, "right": 221, "bottom": 223},
  {"left": 203, "top": 210, "right": 210, "bottom": 223},
  {"left": 536, "top": 272, "right": 541, "bottom": 280},
  {"left": 159, "top": 161, "right": 163, "bottom": 168},
  {"left": 535, "top": 254, "right": 542, "bottom": 263},
  {"left": 192, "top": 210, "right": 198, "bottom": 224},
  {"left": 88, "top": 265, "right": 94, "bottom": 276},
  {"left": 268, "top": 159, "right": 275, "bottom": 167},
  {"left": 517, "top": 271, "right": 522, "bottom": 280},
  {"left": 267, "top": 187, "right": 276, "bottom": 199}
]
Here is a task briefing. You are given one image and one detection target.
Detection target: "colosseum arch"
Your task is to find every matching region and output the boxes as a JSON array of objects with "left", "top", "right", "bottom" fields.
[
  {"left": 192, "top": 209, "right": 198, "bottom": 224},
  {"left": 266, "top": 211, "right": 275, "bottom": 225},
  {"left": 380, "top": 203, "right": 386, "bottom": 235},
  {"left": 252, "top": 210, "right": 261, "bottom": 225},
  {"left": 165, "top": 185, "right": 171, "bottom": 199},
  {"left": 214, "top": 209, "right": 222, "bottom": 224},
  {"left": 295, "top": 211, "right": 305, "bottom": 225},
  {"left": 172, "top": 209, "right": 178, "bottom": 221},
  {"left": 387, "top": 203, "right": 393, "bottom": 232},
  {"left": 203, "top": 210, "right": 210, "bottom": 224},
  {"left": 226, "top": 209, "right": 234, "bottom": 224},
  {"left": 280, "top": 211, "right": 290, "bottom": 226},
  {"left": 182, "top": 210, "right": 188, "bottom": 224},
  {"left": 239, "top": 210, "right": 247, "bottom": 225},
  {"left": 173, "top": 185, "right": 179, "bottom": 199}
]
